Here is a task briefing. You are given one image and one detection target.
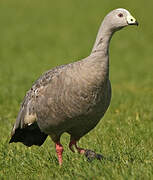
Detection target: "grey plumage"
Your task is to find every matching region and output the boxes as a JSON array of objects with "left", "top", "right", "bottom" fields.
[
  {"left": 10, "top": 55, "right": 111, "bottom": 144},
  {"left": 9, "top": 8, "right": 138, "bottom": 164}
]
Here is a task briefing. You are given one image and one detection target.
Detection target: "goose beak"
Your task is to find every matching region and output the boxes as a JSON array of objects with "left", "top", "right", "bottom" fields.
[{"left": 127, "top": 15, "right": 139, "bottom": 26}]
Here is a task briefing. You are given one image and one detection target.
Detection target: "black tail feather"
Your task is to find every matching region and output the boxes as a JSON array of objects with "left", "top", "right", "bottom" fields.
[{"left": 9, "top": 123, "right": 48, "bottom": 147}]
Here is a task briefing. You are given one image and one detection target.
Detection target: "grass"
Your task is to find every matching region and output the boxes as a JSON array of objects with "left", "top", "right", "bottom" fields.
[{"left": 0, "top": 0, "right": 153, "bottom": 179}]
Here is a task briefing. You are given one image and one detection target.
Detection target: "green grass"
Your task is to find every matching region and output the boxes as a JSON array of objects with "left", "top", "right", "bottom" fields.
[{"left": 0, "top": 0, "right": 153, "bottom": 179}]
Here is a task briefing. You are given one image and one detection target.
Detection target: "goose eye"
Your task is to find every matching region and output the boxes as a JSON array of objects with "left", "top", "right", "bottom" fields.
[{"left": 118, "top": 13, "right": 123, "bottom": 17}]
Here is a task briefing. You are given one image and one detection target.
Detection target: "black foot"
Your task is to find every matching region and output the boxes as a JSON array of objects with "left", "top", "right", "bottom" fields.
[{"left": 84, "top": 149, "right": 104, "bottom": 162}]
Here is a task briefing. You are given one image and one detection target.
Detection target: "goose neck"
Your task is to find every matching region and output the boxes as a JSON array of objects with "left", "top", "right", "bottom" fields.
[{"left": 91, "top": 21, "right": 114, "bottom": 55}]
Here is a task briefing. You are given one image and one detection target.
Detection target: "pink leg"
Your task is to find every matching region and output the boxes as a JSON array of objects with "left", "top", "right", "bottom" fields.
[
  {"left": 69, "top": 140, "right": 85, "bottom": 154},
  {"left": 69, "top": 138, "right": 103, "bottom": 162},
  {"left": 69, "top": 140, "right": 75, "bottom": 153},
  {"left": 55, "top": 142, "right": 64, "bottom": 165}
]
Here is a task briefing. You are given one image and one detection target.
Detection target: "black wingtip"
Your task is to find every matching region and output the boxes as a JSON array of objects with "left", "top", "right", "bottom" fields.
[
  {"left": 9, "top": 134, "right": 17, "bottom": 144},
  {"left": 9, "top": 139, "right": 13, "bottom": 144},
  {"left": 9, "top": 123, "right": 48, "bottom": 147}
]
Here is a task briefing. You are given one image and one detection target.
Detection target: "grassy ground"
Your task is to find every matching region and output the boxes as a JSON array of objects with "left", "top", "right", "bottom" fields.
[{"left": 0, "top": 0, "right": 153, "bottom": 179}]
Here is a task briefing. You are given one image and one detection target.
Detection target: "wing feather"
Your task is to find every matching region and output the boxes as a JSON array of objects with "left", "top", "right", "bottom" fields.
[{"left": 11, "top": 64, "right": 66, "bottom": 136}]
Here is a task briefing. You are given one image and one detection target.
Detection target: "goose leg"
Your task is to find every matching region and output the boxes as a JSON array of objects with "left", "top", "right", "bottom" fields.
[
  {"left": 69, "top": 139, "right": 103, "bottom": 162},
  {"left": 50, "top": 135, "right": 64, "bottom": 165},
  {"left": 55, "top": 141, "right": 64, "bottom": 165},
  {"left": 69, "top": 140, "right": 85, "bottom": 154}
]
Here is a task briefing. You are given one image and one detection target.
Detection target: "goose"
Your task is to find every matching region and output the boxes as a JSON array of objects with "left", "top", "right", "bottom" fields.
[{"left": 9, "top": 8, "right": 138, "bottom": 165}]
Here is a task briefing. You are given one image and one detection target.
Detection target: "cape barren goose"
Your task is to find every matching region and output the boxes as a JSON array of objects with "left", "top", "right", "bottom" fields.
[{"left": 9, "top": 8, "right": 138, "bottom": 165}]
